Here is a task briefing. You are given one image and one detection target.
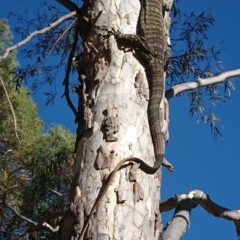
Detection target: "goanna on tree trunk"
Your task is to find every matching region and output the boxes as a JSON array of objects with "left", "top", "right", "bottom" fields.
[{"left": 60, "top": 0, "right": 172, "bottom": 239}]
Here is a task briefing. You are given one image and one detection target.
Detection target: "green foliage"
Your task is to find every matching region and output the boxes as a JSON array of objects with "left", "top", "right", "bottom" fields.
[
  {"left": 0, "top": 20, "right": 75, "bottom": 239},
  {"left": 169, "top": 11, "right": 217, "bottom": 82},
  {"left": 9, "top": 1, "right": 232, "bottom": 139},
  {"left": 168, "top": 11, "right": 233, "bottom": 139},
  {"left": 0, "top": 126, "right": 75, "bottom": 239}
]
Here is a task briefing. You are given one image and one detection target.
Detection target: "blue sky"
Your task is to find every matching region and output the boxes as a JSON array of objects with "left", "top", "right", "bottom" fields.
[{"left": 1, "top": 1, "right": 240, "bottom": 239}]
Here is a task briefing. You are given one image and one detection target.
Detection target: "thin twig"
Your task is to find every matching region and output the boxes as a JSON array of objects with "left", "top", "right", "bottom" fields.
[
  {"left": 62, "top": 24, "right": 79, "bottom": 117},
  {"left": 21, "top": 18, "right": 77, "bottom": 80},
  {"left": 43, "top": 18, "right": 77, "bottom": 64},
  {"left": 0, "top": 11, "right": 77, "bottom": 61},
  {"left": 0, "top": 76, "right": 20, "bottom": 142},
  {"left": 42, "top": 222, "right": 59, "bottom": 232},
  {"left": 6, "top": 203, "right": 37, "bottom": 226},
  {"left": 4, "top": 198, "right": 63, "bottom": 233}
]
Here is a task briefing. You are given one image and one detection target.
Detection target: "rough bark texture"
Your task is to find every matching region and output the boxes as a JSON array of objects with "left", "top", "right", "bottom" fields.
[{"left": 60, "top": 0, "right": 169, "bottom": 239}]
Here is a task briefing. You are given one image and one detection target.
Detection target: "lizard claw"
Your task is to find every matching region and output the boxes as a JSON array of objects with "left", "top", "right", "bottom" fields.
[{"left": 162, "top": 158, "right": 174, "bottom": 172}]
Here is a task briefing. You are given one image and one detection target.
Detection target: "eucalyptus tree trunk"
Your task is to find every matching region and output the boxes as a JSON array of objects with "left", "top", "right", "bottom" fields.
[{"left": 60, "top": 0, "right": 172, "bottom": 239}]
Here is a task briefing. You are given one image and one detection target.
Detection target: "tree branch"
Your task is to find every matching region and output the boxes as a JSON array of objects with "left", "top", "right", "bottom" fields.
[
  {"left": 0, "top": 11, "right": 77, "bottom": 61},
  {"left": 0, "top": 76, "right": 20, "bottom": 142},
  {"left": 5, "top": 201, "right": 63, "bottom": 233},
  {"left": 40, "top": 18, "right": 77, "bottom": 66},
  {"left": 42, "top": 222, "right": 59, "bottom": 232},
  {"left": 54, "top": 0, "right": 80, "bottom": 12},
  {"left": 165, "top": 69, "right": 240, "bottom": 100},
  {"left": 61, "top": 24, "right": 78, "bottom": 117},
  {"left": 162, "top": 198, "right": 196, "bottom": 240},
  {"left": 6, "top": 203, "right": 37, "bottom": 226},
  {"left": 160, "top": 189, "right": 240, "bottom": 239}
]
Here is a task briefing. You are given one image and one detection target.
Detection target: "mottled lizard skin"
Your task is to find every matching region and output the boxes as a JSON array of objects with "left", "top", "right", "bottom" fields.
[{"left": 139, "top": 0, "right": 165, "bottom": 171}]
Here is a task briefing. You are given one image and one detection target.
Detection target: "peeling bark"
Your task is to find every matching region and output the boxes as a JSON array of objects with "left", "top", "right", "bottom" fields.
[
  {"left": 2, "top": 0, "right": 240, "bottom": 239},
  {"left": 60, "top": 0, "right": 165, "bottom": 239}
]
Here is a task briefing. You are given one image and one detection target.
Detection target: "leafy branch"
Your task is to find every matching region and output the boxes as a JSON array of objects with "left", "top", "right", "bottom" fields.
[
  {"left": 0, "top": 11, "right": 76, "bottom": 61},
  {"left": 166, "top": 69, "right": 240, "bottom": 138}
]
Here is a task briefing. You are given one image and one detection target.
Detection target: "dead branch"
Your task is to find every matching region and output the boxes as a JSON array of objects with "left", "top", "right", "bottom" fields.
[
  {"left": 46, "top": 187, "right": 64, "bottom": 197},
  {"left": 165, "top": 69, "right": 240, "bottom": 100},
  {"left": 42, "top": 222, "right": 59, "bottom": 232},
  {"left": 160, "top": 189, "right": 240, "bottom": 239},
  {"left": 6, "top": 203, "right": 37, "bottom": 226},
  {"left": 0, "top": 11, "right": 77, "bottom": 61},
  {"left": 5, "top": 201, "right": 63, "bottom": 233},
  {"left": 0, "top": 76, "right": 20, "bottom": 142}
]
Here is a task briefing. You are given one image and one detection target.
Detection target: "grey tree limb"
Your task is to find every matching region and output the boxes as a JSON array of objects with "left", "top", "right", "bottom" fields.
[
  {"left": 160, "top": 189, "right": 240, "bottom": 239},
  {"left": 165, "top": 69, "right": 240, "bottom": 100}
]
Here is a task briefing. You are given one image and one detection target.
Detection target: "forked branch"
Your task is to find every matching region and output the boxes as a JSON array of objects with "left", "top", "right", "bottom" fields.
[{"left": 160, "top": 189, "right": 240, "bottom": 239}]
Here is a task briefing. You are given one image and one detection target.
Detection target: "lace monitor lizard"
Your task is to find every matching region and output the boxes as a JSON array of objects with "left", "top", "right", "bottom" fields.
[
  {"left": 79, "top": 0, "right": 167, "bottom": 238},
  {"left": 139, "top": 0, "right": 165, "bottom": 171}
]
